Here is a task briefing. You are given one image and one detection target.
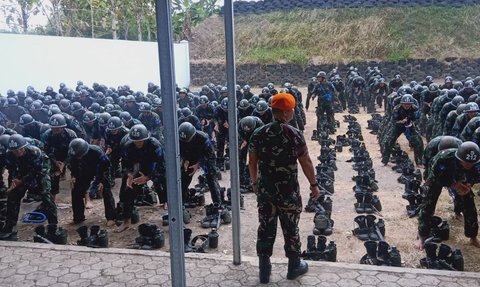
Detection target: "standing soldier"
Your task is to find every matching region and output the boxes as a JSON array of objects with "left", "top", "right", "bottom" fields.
[
  {"left": 0, "top": 134, "right": 58, "bottom": 240},
  {"left": 248, "top": 93, "right": 320, "bottom": 283},
  {"left": 238, "top": 116, "right": 264, "bottom": 191},
  {"left": 42, "top": 114, "right": 77, "bottom": 201},
  {"left": 312, "top": 71, "right": 337, "bottom": 134},
  {"left": 67, "top": 138, "right": 116, "bottom": 226},
  {"left": 214, "top": 98, "right": 229, "bottom": 171}
]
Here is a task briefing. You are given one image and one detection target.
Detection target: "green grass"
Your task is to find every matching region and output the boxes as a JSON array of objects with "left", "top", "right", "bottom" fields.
[{"left": 191, "top": 6, "right": 480, "bottom": 64}]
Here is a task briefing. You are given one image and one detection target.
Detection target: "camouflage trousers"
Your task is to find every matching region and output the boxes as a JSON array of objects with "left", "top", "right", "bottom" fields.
[
  {"left": 316, "top": 102, "right": 335, "bottom": 132},
  {"left": 381, "top": 126, "right": 424, "bottom": 164},
  {"left": 6, "top": 180, "right": 58, "bottom": 228},
  {"left": 418, "top": 182, "right": 478, "bottom": 238},
  {"left": 257, "top": 199, "right": 302, "bottom": 258},
  {"left": 418, "top": 114, "right": 428, "bottom": 136}
]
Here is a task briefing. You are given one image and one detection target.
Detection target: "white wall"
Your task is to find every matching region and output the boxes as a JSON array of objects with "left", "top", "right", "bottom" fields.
[{"left": 0, "top": 33, "right": 190, "bottom": 94}]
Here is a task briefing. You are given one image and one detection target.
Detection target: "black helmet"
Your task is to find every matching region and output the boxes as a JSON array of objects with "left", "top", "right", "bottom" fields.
[
  {"left": 129, "top": 124, "right": 150, "bottom": 141},
  {"left": 428, "top": 83, "right": 439, "bottom": 93},
  {"left": 465, "top": 80, "right": 474, "bottom": 88},
  {"left": 451, "top": 96, "right": 465, "bottom": 107},
  {"left": 70, "top": 102, "right": 83, "bottom": 114},
  {"left": 261, "top": 87, "right": 270, "bottom": 94},
  {"left": 8, "top": 134, "right": 28, "bottom": 151},
  {"left": 178, "top": 122, "right": 196, "bottom": 142},
  {"left": 179, "top": 88, "right": 187, "bottom": 94},
  {"left": 400, "top": 94, "right": 414, "bottom": 104},
  {"left": 199, "top": 95, "right": 209, "bottom": 105},
  {"left": 0, "top": 134, "right": 11, "bottom": 154},
  {"left": 19, "top": 114, "right": 35, "bottom": 127},
  {"left": 255, "top": 100, "right": 269, "bottom": 112},
  {"left": 30, "top": 100, "right": 43, "bottom": 111},
  {"left": 456, "top": 103, "right": 467, "bottom": 115},
  {"left": 125, "top": 95, "right": 136, "bottom": 103},
  {"left": 447, "top": 89, "right": 458, "bottom": 99},
  {"left": 181, "top": 107, "right": 192, "bottom": 117},
  {"left": 119, "top": 111, "right": 132, "bottom": 124},
  {"left": 464, "top": 102, "right": 480, "bottom": 113},
  {"left": 106, "top": 116, "right": 123, "bottom": 131},
  {"left": 236, "top": 84, "right": 241, "bottom": 92},
  {"left": 455, "top": 141, "right": 480, "bottom": 163},
  {"left": 152, "top": 97, "right": 163, "bottom": 107},
  {"left": 104, "top": 104, "right": 115, "bottom": 113},
  {"left": 316, "top": 71, "right": 327, "bottom": 78},
  {"left": 6, "top": 89, "right": 15, "bottom": 97},
  {"left": 250, "top": 95, "right": 260, "bottom": 105},
  {"left": 49, "top": 114, "right": 67, "bottom": 128},
  {"left": 88, "top": 102, "right": 102, "bottom": 113},
  {"left": 283, "top": 82, "right": 293, "bottom": 89},
  {"left": 220, "top": 86, "right": 228, "bottom": 94},
  {"left": 243, "top": 85, "right": 251, "bottom": 92},
  {"left": 98, "top": 112, "right": 111, "bottom": 127},
  {"left": 468, "top": 94, "right": 478, "bottom": 103},
  {"left": 445, "top": 76, "right": 453, "bottom": 83},
  {"left": 438, "top": 136, "right": 462, "bottom": 152},
  {"left": 139, "top": 102, "right": 152, "bottom": 112},
  {"left": 397, "top": 86, "right": 412, "bottom": 97},
  {"left": 211, "top": 100, "right": 219, "bottom": 108},
  {"left": 220, "top": 98, "right": 228, "bottom": 110},
  {"left": 7, "top": 97, "right": 18, "bottom": 107},
  {"left": 68, "top": 138, "right": 89, "bottom": 158},
  {"left": 267, "top": 83, "right": 274, "bottom": 90},
  {"left": 453, "top": 81, "right": 463, "bottom": 90},
  {"left": 238, "top": 99, "right": 250, "bottom": 110},
  {"left": 425, "top": 75, "right": 433, "bottom": 82},
  {"left": 82, "top": 111, "right": 97, "bottom": 123},
  {"left": 59, "top": 99, "right": 70, "bottom": 110},
  {"left": 48, "top": 106, "right": 62, "bottom": 116},
  {"left": 201, "top": 85, "right": 209, "bottom": 94},
  {"left": 239, "top": 116, "right": 263, "bottom": 133}
]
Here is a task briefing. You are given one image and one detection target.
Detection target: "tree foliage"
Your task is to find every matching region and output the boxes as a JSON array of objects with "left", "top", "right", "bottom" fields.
[{"left": 1, "top": 0, "right": 219, "bottom": 41}]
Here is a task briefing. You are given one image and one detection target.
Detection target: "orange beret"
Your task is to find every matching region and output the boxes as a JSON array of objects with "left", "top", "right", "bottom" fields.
[{"left": 271, "top": 93, "right": 295, "bottom": 111}]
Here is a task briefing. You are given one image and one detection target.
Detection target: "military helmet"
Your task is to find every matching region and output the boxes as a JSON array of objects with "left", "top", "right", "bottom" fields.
[
  {"left": 201, "top": 85, "right": 209, "bottom": 94},
  {"left": 7, "top": 97, "right": 18, "bottom": 107},
  {"left": 255, "top": 100, "right": 269, "bottom": 112},
  {"left": 129, "top": 124, "right": 150, "bottom": 141},
  {"left": 82, "top": 111, "right": 97, "bottom": 123},
  {"left": 465, "top": 80, "right": 474, "bottom": 88},
  {"left": 0, "top": 134, "right": 11, "bottom": 154},
  {"left": 451, "top": 96, "right": 465, "bottom": 107},
  {"left": 468, "top": 94, "right": 478, "bottom": 103},
  {"left": 178, "top": 122, "right": 196, "bottom": 142},
  {"left": 236, "top": 84, "right": 241, "bottom": 91},
  {"left": 283, "top": 83, "right": 293, "bottom": 89},
  {"left": 71, "top": 102, "right": 83, "bottom": 114},
  {"left": 447, "top": 89, "right": 458, "bottom": 99},
  {"left": 438, "top": 136, "right": 462, "bottom": 152},
  {"left": 181, "top": 107, "right": 192, "bottom": 117},
  {"left": 455, "top": 141, "right": 480, "bottom": 163},
  {"left": 400, "top": 94, "right": 414, "bottom": 104},
  {"left": 98, "top": 112, "right": 111, "bottom": 127},
  {"left": 267, "top": 83, "right": 274, "bottom": 89},
  {"left": 316, "top": 71, "right": 327, "bottom": 78},
  {"left": 106, "top": 116, "right": 123, "bottom": 131},
  {"left": 152, "top": 97, "right": 163, "bottom": 107},
  {"left": 220, "top": 98, "right": 228, "bottom": 110},
  {"left": 220, "top": 86, "right": 228, "bottom": 93},
  {"left": 243, "top": 85, "right": 251, "bottom": 92},
  {"left": 199, "top": 95, "right": 209, "bottom": 105},
  {"left": 453, "top": 81, "right": 463, "bottom": 90},
  {"left": 445, "top": 76, "right": 453, "bottom": 83},
  {"left": 261, "top": 87, "right": 270, "bottom": 94},
  {"left": 30, "top": 100, "right": 43, "bottom": 111},
  {"left": 238, "top": 99, "right": 250, "bottom": 110},
  {"left": 119, "top": 111, "right": 132, "bottom": 124},
  {"left": 210, "top": 100, "right": 218, "bottom": 108},
  {"left": 139, "top": 102, "right": 152, "bottom": 112},
  {"left": 125, "top": 94, "right": 136, "bottom": 103},
  {"left": 428, "top": 83, "right": 439, "bottom": 93},
  {"left": 425, "top": 75, "right": 433, "bottom": 82},
  {"left": 19, "top": 114, "right": 35, "bottom": 127},
  {"left": 250, "top": 95, "right": 260, "bottom": 105},
  {"left": 68, "top": 138, "right": 89, "bottom": 158},
  {"left": 179, "top": 88, "right": 187, "bottom": 94},
  {"left": 410, "top": 81, "right": 418, "bottom": 88},
  {"left": 464, "top": 102, "right": 480, "bottom": 113},
  {"left": 456, "top": 103, "right": 467, "bottom": 115},
  {"left": 8, "top": 134, "right": 28, "bottom": 151},
  {"left": 49, "top": 114, "right": 67, "bottom": 128},
  {"left": 104, "top": 104, "right": 115, "bottom": 113},
  {"left": 239, "top": 116, "right": 263, "bottom": 133}
]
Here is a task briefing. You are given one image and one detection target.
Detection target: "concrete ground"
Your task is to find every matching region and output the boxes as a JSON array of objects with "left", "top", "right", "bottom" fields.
[{"left": 0, "top": 241, "right": 479, "bottom": 287}]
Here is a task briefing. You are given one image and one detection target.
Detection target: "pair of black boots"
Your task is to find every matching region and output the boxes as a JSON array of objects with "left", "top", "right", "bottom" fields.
[
  {"left": 428, "top": 216, "right": 450, "bottom": 242},
  {"left": 76, "top": 225, "right": 108, "bottom": 248},
  {"left": 259, "top": 255, "right": 308, "bottom": 284},
  {"left": 305, "top": 194, "right": 332, "bottom": 214},
  {"left": 115, "top": 203, "right": 140, "bottom": 226},
  {"left": 402, "top": 180, "right": 423, "bottom": 218},
  {"left": 421, "top": 242, "right": 464, "bottom": 271},
  {"left": 133, "top": 223, "right": 164, "bottom": 250},
  {"left": 33, "top": 224, "right": 68, "bottom": 245},
  {"left": 353, "top": 215, "right": 386, "bottom": 241},
  {"left": 185, "top": 187, "right": 206, "bottom": 208},
  {"left": 302, "top": 235, "right": 337, "bottom": 262},
  {"left": 354, "top": 192, "right": 382, "bottom": 214},
  {"left": 200, "top": 203, "right": 231, "bottom": 229},
  {"left": 360, "top": 240, "right": 401, "bottom": 267}
]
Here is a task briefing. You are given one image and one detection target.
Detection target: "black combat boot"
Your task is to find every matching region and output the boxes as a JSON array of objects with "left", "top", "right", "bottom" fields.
[
  {"left": 363, "top": 240, "right": 378, "bottom": 265},
  {"left": 422, "top": 242, "right": 438, "bottom": 269},
  {"left": 306, "top": 235, "right": 316, "bottom": 252},
  {"left": 286, "top": 256, "right": 308, "bottom": 280},
  {"left": 376, "top": 241, "right": 390, "bottom": 264},
  {"left": 184, "top": 228, "right": 193, "bottom": 253},
  {"left": 258, "top": 255, "right": 271, "bottom": 284},
  {"left": 76, "top": 226, "right": 89, "bottom": 246},
  {"left": 317, "top": 236, "right": 327, "bottom": 253}
]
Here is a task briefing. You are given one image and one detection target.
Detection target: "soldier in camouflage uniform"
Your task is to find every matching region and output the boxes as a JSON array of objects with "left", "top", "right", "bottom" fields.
[
  {"left": 0, "top": 134, "right": 57, "bottom": 240},
  {"left": 417, "top": 142, "right": 480, "bottom": 249},
  {"left": 381, "top": 94, "right": 424, "bottom": 166},
  {"left": 451, "top": 102, "right": 479, "bottom": 137},
  {"left": 312, "top": 71, "right": 337, "bottom": 134},
  {"left": 443, "top": 103, "right": 466, "bottom": 136},
  {"left": 238, "top": 116, "right": 264, "bottom": 191},
  {"left": 248, "top": 93, "right": 320, "bottom": 283}
]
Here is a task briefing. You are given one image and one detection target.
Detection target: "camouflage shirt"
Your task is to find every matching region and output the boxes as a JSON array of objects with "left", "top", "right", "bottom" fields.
[{"left": 249, "top": 120, "right": 307, "bottom": 207}]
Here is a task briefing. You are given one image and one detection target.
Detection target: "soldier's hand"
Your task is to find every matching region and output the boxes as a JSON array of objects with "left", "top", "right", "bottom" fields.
[
  {"left": 105, "top": 148, "right": 112, "bottom": 155},
  {"left": 183, "top": 160, "right": 190, "bottom": 172},
  {"left": 452, "top": 181, "right": 471, "bottom": 195},
  {"left": 98, "top": 183, "right": 104, "bottom": 193},
  {"left": 56, "top": 161, "right": 65, "bottom": 170},
  {"left": 127, "top": 173, "right": 134, "bottom": 188},
  {"left": 310, "top": 186, "right": 321, "bottom": 200},
  {"left": 214, "top": 124, "right": 219, "bottom": 132},
  {"left": 223, "top": 122, "right": 229, "bottom": 129},
  {"left": 240, "top": 140, "right": 247, "bottom": 150},
  {"left": 133, "top": 172, "right": 149, "bottom": 185},
  {"left": 188, "top": 163, "right": 199, "bottom": 176}
]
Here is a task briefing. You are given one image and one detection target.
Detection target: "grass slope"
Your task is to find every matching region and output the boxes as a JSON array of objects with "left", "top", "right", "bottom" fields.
[{"left": 190, "top": 6, "right": 480, "bottom": 65}]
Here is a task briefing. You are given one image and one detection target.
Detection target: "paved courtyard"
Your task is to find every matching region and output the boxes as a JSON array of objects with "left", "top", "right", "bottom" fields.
[{"left": 0, "top": 241, "right": 479, "bottom": 286}]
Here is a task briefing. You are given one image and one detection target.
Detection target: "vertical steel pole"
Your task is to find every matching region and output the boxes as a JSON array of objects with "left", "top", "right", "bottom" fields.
[
  {"left": 155, "top": 1, "right": 186, "bottom": 286},
  {"left": 224, "top": 0, "right": 242, "bottom": 265}
]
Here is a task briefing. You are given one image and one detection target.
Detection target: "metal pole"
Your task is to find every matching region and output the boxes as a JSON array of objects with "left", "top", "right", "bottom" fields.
[
  {"left": 224, "top": 0, "right": 242, "bottom": 265},
  {"left": 155, "top": 1, "right": 186, "bottom": 286}
]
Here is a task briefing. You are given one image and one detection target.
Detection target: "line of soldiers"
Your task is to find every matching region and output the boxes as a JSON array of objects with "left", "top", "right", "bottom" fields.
[{"left": 0, "top": 81, "right": 308, "bottom": 239}]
